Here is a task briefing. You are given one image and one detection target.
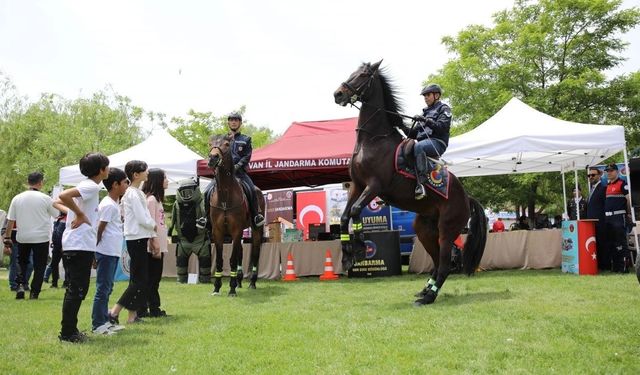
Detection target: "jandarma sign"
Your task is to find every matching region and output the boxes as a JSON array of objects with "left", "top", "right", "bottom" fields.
[{"left": 248, "top": 158, "right": 351, "bottom": 171}]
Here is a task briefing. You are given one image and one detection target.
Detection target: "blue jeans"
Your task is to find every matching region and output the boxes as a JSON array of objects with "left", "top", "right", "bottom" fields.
[
  {"left": 91, "top": 253, "right": 119, "bottom": 329},
  {"left": 9, "top": 243, "right": 32, "bottom": 290},
  {"left": 414, "top": 138, "right": 447, "bottom": 159}
]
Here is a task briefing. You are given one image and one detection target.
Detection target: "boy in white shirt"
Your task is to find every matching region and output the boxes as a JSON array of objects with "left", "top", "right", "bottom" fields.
[
  {"left": 56, "top": 153, "right": 110, "bottom": 343},
  {"left": 91, "top": 168, "right": 128, "bottom": 335},
  {"left": 109, "top": 160, "right": 156, "bottom": 325}
]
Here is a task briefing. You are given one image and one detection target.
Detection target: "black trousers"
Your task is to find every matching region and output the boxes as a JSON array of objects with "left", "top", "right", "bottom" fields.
[
  {"left": 50, "top": 221, "right": 67, "bottom": 285},
  {"left": 605, "top": 218, "right": 630, "bottom": 273},
  {"left": 60, "top": 251, "right": 94, "bottom": 336},
  {"left": 117, "top": 239, "right": 149, "bottom": 311},
  {"left": 139, "top": 253, "right": 164, "bottom": 314},
  {"left": 16, "top": 241, "right": 49, "bottom": 295},
  {"left": 595, "top": 221, "right": 609, "bottom": 271}
]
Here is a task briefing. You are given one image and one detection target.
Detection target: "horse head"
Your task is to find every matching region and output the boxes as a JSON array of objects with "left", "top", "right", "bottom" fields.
[
  {"left": 208, "top": 133, "right": 234, "bottom": 172},
  {"left": 334, "top": 59, "right": 383, "bottom": 106}
]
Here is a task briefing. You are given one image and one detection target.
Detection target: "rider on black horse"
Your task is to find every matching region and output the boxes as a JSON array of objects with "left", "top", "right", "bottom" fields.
[
  {"left": 409, "top": 84, "right": 452, "bottom": 200},
  {"left": 226, "top": 112, "right": 265, "bottom": 227}
]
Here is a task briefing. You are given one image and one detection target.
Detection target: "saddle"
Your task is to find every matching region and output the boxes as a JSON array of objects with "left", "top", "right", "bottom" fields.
[{"left": 394, "top": 139, "right": 450, "bottom": 199}]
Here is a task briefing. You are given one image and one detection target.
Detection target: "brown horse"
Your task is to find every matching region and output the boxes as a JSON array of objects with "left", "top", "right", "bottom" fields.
[
  {"left": 334, "top": 61, "right": 487, "bottom": 305},
  {"left": 208, "top": 133, "right": 264, "bottom": 296}
]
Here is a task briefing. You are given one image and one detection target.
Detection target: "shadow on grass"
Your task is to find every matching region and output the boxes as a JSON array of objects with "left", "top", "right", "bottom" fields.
[{"left": 380, "top": 289, "right": 513, "bottom": 310}]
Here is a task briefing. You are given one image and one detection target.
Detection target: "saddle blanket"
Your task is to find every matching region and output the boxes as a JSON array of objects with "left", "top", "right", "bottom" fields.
[{"left": 394, "top": 140, "right": 450, "bottom": 199}]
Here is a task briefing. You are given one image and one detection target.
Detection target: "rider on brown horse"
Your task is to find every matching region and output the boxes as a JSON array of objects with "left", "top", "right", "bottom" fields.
[
  {"left": 409, "top": 84, "right": 452, "bottom": 200},
  {"left": 226, "top": 112, "right": 265, "bottom": 227}
]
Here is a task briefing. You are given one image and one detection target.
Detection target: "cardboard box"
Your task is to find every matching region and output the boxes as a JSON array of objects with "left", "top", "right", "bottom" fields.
[{"left": 267, "top": 222, "right": 283, "bottom": 243}]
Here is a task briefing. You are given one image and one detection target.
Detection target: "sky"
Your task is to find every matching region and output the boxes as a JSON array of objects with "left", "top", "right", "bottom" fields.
[{"left": 1, "top": 0, "right": 639, "bottom": 135}]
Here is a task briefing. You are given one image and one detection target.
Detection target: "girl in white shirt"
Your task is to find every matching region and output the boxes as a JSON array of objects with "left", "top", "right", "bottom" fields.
[
  {"left": 109, "top": 160, "right": 156, "bottom": 325},
  {"left": 138, "top": 168, "right": 169, "bottom": 318}
]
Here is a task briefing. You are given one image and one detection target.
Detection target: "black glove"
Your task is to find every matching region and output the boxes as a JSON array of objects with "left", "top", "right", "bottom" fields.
[
  {"left": 413, "top": 115, "right": 426, "bottom": 123},
  {"left": 234, "top": 163, "right": 242, "bottom": 171}
]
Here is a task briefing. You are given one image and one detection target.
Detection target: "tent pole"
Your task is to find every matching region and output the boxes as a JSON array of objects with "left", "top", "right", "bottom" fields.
[
  {"left": 623, "top": 147, "right": 638, "bottom": 265},
  {"left": 561, "top": 169, "right": 568, "bottom": 220},
  {"left": 574, "top": 168, "right": 580, "bottom": 220}
]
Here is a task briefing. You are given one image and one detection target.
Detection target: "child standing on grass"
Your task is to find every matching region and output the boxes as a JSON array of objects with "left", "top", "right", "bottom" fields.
[
  {"left": 138, "top": 168, "right": 169, "bottom": 318},
  {"left": 109, "top": 160, "right": 156, "bottom": 324},
  {"left": 91, "top": 168, "right": 128, "bottom": 335},
  {"left": 57, "top": 152, "right": 110, "bottom": 343}
]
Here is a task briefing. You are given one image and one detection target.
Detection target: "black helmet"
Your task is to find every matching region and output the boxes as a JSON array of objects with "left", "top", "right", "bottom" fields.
[
  {"left": 420, "top": 84, "right": 442, "bottom": 96},
  {"left": 227, "top": 112, "right": 242, "bottom": 122}
]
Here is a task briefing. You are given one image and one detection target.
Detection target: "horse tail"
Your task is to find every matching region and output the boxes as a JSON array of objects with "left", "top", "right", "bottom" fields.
[{"left": 462, "top": 197, "right": 487, "bottom": 276}]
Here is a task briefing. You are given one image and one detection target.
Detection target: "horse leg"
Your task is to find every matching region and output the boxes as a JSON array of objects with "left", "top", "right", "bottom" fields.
[
  {"left": 228, "top": 234, "right": 242, "bottom": 297},
  {"left": 412, "top": 214, "right": 440, "bottom": 300},
  {"left": 212, "top": 239, "right": 224, "bottom": 296},
  {"left": 249, "top": 231, "right": 261, "bottom": 289},
  {"left": 236, "top": 243, "right": 243, "bottom": 289},
  {"left": 341, "top": 184, "right": 380, "bottom": 270},
  {"left": 415, "top": 216, "right": 461, "bottom": 305},
  {"left": 340, "top": 184, "right": 364, "bottom": 270}
]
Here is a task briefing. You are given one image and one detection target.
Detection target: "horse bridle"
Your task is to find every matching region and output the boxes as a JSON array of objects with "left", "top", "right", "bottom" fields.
[
  {"left": 208, "top": 146, "right": 224, "bottom": 169},
  {"left": 341, "top": 66, "right": 377, "bottom": 105}
]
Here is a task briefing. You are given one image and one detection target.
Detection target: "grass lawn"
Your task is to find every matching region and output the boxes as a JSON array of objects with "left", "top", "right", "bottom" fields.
[{"left": 1, "top": 268, "right": 639, "bottom": 374}]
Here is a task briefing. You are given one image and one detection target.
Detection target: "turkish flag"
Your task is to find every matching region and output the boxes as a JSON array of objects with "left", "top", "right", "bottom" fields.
[{"left": 296, "top": 191, "right": 327, "bottom": 240}]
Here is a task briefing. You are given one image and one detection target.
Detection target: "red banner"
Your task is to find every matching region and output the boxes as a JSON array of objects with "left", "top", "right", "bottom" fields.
[{"left": 295, "top": 191, "right": 327, "bottom": 240}]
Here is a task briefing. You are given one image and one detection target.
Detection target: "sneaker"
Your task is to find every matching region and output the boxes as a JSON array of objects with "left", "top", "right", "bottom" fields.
[
  {"left": 92, "top": 322, "right": 115, "bottom": 335},
  {"left": 108, "top": 312, "right": 119, "bottom": 325},
  {"left": 137, "top": 310, "right": 150, "bottom": 318},
  {"left": 59, "top": 331, "right": 89, "bottom": 343},
  {"left": 108, "top": 323, "right": 125, "bottom": 332},
  {"left": 29, "top": 291, "right": 39, "bottom": 300},
  {"left": 15, "top": 285, "right": 25, "bottom": 300},
  {"left": 254, "top": 214, "right": 265, "bottom": 227}
]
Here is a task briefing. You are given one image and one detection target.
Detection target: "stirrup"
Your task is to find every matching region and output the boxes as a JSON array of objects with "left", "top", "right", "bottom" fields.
[
  {"left": 415, "top": 184, "right": 426, "bottom": 200},
  {"left": 254, "top": 214, "right": 265, "bottom": 227}
]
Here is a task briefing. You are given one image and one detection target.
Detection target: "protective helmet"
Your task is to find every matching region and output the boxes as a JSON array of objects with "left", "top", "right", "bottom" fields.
[
  {"left": 420, "top": 84, "right": 442, "bottom": 96},
  {"left": 176, "top": 178, "right": 201, "bottom": 203},
  {"left": 227, "top": 112, "right": 242, "bottom": 122}
]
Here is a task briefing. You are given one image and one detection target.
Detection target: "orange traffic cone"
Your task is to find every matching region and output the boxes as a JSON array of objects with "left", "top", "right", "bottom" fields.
[
  {"left": 282, "top": 252, "right": 298, "bottom": 281},
  {"left": 319, "top": 250, "right": 339, "bottom": 281}
]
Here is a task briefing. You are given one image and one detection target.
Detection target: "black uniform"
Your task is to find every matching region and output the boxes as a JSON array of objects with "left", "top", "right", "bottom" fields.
[
  {"left": 230, "top": 132, "right": 261, "bottom": 224},
  {"left": 410, "top": 101, "right": 452, "bottom": 159},
  {"left": 604, "top": 177, "right": 630, "bottom": 273},
  {"left": 586, "top": 180, "right": 607, "bottom": 270}
]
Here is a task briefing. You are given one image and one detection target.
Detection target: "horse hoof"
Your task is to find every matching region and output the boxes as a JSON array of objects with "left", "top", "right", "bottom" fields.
[{"left": 414, "top": 288, "right": 428, "bottom": 298}]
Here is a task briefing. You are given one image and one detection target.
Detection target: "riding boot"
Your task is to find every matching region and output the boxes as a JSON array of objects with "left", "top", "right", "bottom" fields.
[
  {"left": 250, "top": 191, "right": 265, "bottom": 227},
  {"left": 415, "top": 152, "right": 429, "bottom": 200}
]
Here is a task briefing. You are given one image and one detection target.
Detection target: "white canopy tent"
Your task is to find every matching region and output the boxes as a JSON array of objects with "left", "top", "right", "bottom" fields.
[
  {"left": 446, "top": 98, "right": 626, "bottom": 177},
  {"left": 59, "top": 129, "right": 208, "bottom": 195}
]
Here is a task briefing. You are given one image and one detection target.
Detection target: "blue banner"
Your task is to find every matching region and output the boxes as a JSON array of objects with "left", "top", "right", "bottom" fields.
[{"left": 561, "top": 220, "right": 579, "bottom": 274}]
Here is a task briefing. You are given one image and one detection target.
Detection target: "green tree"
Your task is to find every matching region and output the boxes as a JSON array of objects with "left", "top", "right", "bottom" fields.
[
  {"left": 430, "top": 0, "right": 640, "bottom": 219},
  {"left": 0, "top": 87, "right": 143, "bottom": 209},
  {"left": 169, "top": 106, "right": 276, "bottom": 157}
]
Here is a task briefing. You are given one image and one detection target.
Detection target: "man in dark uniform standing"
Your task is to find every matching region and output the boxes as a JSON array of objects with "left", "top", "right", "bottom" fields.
[
  {"left": 226, "top": 112, "right": 265, "bottom": 227},
  {"left": 409, "top": 84, "right": 452, "bottom": 200},
  {"left": 586, "top": 167, "right": 607, "bottom": 271},
  {"left": 603, "top": 163, "right": 632, "bottom": 273}
]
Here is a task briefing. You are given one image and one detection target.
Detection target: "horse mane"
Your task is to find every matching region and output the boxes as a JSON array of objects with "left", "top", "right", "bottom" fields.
[{"left": 376, "top": 66, "right": 405, "bottom": 129}]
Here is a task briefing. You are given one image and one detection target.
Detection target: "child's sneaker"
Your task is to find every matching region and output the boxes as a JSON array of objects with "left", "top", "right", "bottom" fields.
[
  {"left": 59, "top": 331, "right": 89, "bottom": 343},
  {"left": 108, "top": 323, "right": 125, "bottom": 332},
  {"left": 92, "top": 322, "right": 116, "bottom": 335}
]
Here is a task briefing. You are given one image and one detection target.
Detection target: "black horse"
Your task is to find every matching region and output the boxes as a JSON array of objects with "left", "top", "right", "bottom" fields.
[
  {"left": 208, "top": 134, "right": 264, "bottom": 296},
  {"left": 334, "top": 61, "right": 487, "bottom": 305}
]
